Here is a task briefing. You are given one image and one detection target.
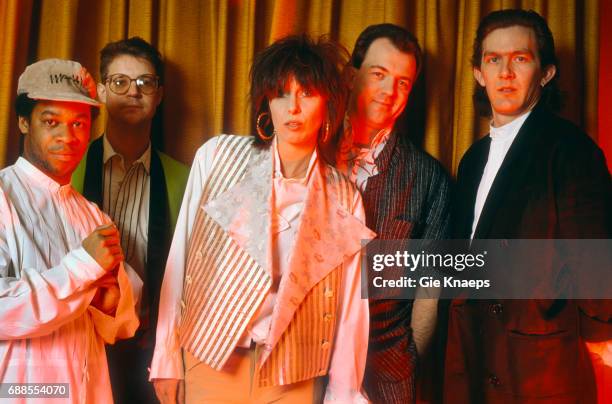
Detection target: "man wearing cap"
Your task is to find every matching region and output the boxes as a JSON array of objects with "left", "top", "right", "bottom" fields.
[
  {"left": 0, "top": 59, "right": 140, "bottom": 403},
  {"left": 70, "top": 37, "right": 189, "bottom": 403}
]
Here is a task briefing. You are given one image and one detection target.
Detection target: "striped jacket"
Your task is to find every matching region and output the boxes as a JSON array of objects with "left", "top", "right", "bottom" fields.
[
  {"left": 357, "top": 132, "right": 451, "bottom": 403},
  {"left": 175, "top": 135, "right": 375, "bottom": 386}
]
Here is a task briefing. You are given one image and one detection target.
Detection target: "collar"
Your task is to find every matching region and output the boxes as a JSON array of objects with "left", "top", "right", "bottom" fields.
[
  {"left": 338, "top": 116, "right": 392, "bottom": 161},
  {"left": 102, "top": 134, "right": 152, "bottom": 174},
  {"left": 272, "top": 137, "right": 318, "bottom": 184},
  {"left": 489, "top": 110, "right": 532, "bottom": 143},
  {"left": 15, "top": 157, "right": 72, "bottom": 193}
]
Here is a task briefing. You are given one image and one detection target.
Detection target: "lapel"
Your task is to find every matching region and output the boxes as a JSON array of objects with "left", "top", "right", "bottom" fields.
[
  {"left": 260, "top": 160, "right": 375, "bottom": 364},
  {"left": 82, "top": 136, "right": 104, "bottom": 206},
  {"left": 456, "top": 139, "right": 490, "bottom": 239},
  {"left": 203, "top": 144, "right": 272, "bottom": 270},
  {"left": 472, "top": 106, "right": 546, "bottom": 239},
  {"left": 147, "top": 150, "right": 170, "bottom": 317}
]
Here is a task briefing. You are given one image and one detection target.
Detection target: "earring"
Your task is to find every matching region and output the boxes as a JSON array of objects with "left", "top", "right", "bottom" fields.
[
  {"left": 256, "top": 112, "right": 274, "bottom": 141},
  {"left": 321, "top": 121, "right": 331, "bottom": 143}
]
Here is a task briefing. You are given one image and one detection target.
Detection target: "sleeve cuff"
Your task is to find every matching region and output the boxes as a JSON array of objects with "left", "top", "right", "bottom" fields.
[
  {"left": 66, "top": 247, "right": 106, "bottom": 284},
  {"left": 149, "top": 347, "right": 184, "bottom": 380}
]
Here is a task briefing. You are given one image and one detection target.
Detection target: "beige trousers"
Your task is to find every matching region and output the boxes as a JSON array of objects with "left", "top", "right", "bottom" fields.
[{"left": 183, "top": 348, "right": 324, "bottom": 404}]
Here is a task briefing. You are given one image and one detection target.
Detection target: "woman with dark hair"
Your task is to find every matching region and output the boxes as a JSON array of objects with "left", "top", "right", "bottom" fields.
[{"left": 150, "top": 35, "right": 374, "bottom": 403}]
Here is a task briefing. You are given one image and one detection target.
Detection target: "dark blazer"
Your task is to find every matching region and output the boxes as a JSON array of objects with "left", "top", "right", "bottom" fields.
[
  {"left": 445, "top": 103, "right": 612, "bottom": 403},
  {"left": 362, "top": 132, "right": 451, "bottom": 404}
]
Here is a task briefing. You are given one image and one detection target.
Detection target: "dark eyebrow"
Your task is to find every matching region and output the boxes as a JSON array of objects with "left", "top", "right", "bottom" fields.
[
  {"left": 40, "top": 110, "right": 89, "bottom": 119},
  {"left": 369, "top": 64, "right": 413, "bottom": 83},
  {"left": 483, "top": 49, "right": 534, "bottom": 57},
  {"left": 39, "top": 110, "right": 60, "bottom": 116},
  {"left": 369, "top": 64, "right": 389, "bottom": 72}
]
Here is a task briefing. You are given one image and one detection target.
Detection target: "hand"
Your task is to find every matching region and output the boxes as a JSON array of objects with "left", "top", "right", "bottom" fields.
[
  {"left": 82, "top": 224, "right": 124, "bottom": 272},
  {"left": 153, "top": 378, "right": 184, "bottom": 404},
  {"left": 586, "top": 340, "right": 612, "bottom": 367},
  {"left": 90, "top": 274, "right": 120, "bottom": 315}
]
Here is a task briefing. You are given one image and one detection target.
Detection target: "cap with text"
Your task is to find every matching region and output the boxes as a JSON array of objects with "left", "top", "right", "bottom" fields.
[{"left": 17, "top": 58, "right": 100, "bottom": 107}]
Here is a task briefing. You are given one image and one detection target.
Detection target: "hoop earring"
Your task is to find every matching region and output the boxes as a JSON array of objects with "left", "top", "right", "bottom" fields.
[
  {"left": 256, "top": 112, "right": 274, "bottom": 141},
  {"left": 321, "top": 121, "right": 331, "bottom": 143}
]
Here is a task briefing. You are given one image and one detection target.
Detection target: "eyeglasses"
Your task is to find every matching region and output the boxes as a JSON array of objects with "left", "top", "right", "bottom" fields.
[{"left": 105, "top": 74, "right": 159, "bottom": 95}]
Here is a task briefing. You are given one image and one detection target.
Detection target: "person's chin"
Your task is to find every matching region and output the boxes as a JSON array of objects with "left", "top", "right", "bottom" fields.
[{"left": 117, "top": 112, "right": 150, "bottom": 125}]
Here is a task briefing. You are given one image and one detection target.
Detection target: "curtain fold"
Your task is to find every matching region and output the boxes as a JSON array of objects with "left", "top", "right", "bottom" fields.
[{"left": 0, "top": 0, "right": 601, "bottom": 175}]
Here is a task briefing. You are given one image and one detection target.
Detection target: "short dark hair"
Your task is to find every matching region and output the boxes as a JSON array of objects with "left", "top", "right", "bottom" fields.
[
  {"left": 249, "top": 34, "right": 349, "bottom": 148},
  {"left": 15, "top": 93, "right": 37, "bottom": 121},
  {"left": 350, "top": 23, "right": 423, "bottom": 76},
  {"left": 472, "top": 9, "right": 562, "bottom": 115},
  {"left": 100, "top": 37, "right": 164, "bottom": 83},
  {"left": 15, "top": 93, "right": 99, "bottom": 127}
]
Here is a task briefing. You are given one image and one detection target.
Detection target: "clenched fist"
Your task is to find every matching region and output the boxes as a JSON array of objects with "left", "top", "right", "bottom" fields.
[
  {"left": 82, "top": 224, "right": 124, "bottom": 272},
  {"left": 91, "top": 273, "right": 121, "bottom": 315}
]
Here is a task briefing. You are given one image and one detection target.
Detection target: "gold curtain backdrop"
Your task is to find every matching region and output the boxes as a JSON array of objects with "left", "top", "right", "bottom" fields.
[{"left": 0, "top": 0, "right": 599, "bottom": 175}]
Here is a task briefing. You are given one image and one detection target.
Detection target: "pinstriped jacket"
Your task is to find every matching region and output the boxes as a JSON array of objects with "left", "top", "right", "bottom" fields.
[
  {"left": 354, "top": 132, "right": 451, "bottom": 404},
  {"left": 151, "top": 135, "right": 375, "bottom": 392}
]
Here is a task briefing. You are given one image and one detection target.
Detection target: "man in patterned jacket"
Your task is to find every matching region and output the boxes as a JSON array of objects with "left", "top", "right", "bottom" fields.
[{"left": 337, "top": 23, "right": 451, "bottom": 403}]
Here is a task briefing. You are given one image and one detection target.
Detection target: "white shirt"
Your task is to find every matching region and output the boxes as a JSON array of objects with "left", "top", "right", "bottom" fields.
[
  {"left": 150, "top": 136, "right": 369, "bottom": 403},
  {"left": 0, "top": 158, "right": 140, "bottom": 404},
  {"left": 471, "top": 111, "right": 532, "bottom": 239},
  {"left": 336, "top": 118, "right": 391, "bottom": 192},
  {"left": 241, "top": 138, "right": 318, "bottom": 345},
  {"left": 102, "top": 135, "right": 150, "bottom": 321}
]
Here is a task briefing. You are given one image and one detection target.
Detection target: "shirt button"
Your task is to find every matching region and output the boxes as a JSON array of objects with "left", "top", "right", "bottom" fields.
[
  {"left": 488, "top": 373, "right": 501, "bottom": 386},
  {"left": 489, "top": 303, "right": 503, "bottom": 315},
  {"left": 321, "top": 339, "right": 330, "bottom": 349},
  {"left": 185, "top": 275, "right": 192, "bottom": 284},
  {"left": 196, "top": 251, "right": 204, "bottom": 259},
  {"left": 323, "top": 313, "right": 333, "bottom": 322},
  {"left": 324, "top": 289, "right": 334, "bottom": 298},
  {"left": 180, "top": 300, "right": 186, "bottom": 309},
  {"left": 318, "top": 369, "right": 327, "bottom": 376}
]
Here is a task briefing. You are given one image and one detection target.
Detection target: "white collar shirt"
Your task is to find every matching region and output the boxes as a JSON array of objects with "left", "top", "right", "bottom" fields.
[{"left": 471, "top": 111, "right": 532, "bottom": 239}]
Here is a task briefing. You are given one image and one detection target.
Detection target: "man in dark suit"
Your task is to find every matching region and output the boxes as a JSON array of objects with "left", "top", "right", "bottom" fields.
[
  {"left": 445, "top": 9, "right": 611, "bottom": 403},
  {"left": 337, "top": 24, "right": 451, "bottom": 403},
  {"left": 71, "top": 37, "right": 189, "bottom": 403}
]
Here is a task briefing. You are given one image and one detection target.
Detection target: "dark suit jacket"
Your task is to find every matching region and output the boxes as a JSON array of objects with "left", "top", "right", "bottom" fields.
[
  {"left": 362, "top": 132, "right": 451, "bottom": 404},
  {"left": 445, "top": 104, "right": 612, "bottom": 403}
]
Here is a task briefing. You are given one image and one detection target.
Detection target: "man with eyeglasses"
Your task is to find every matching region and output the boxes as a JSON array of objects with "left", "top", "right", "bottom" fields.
[{"left": 72, "top": 37, "right": 189, "bottom": 404}]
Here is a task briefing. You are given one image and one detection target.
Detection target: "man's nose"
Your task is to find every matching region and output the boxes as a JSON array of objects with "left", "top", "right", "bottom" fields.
[
  {"left": 499, "top": 59, "right": 515, "bottom": 79},
  {"left": 57, "top": 125, "right": 79, "bottom": 144},
  {"left": 126, "top": 79, "right": 141, "bottom": 96},
  {"left": 381, "top": 76, "right": 396, "bottom": 95}
]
